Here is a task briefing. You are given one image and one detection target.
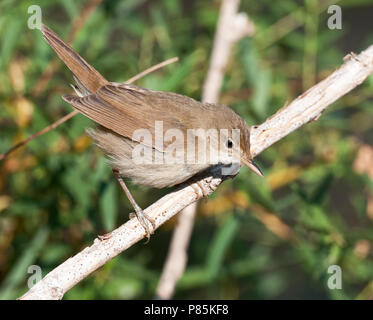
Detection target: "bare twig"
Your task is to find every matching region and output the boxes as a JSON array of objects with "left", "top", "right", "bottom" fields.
[
  {"left": 65, "top": 0, "right": 103, "bottom": 44},
  {"left": 0, "top": 57, "right": 178, "bottom": 162},
  {"left": 125, "top": 57, "right": 178, "bottom": 84},
  {"left": 19, "top": 44, "right": 373, "bottom": 301},
  {"left": 202, "top": 0, "right": 255, "bottom": 103},
  {"left": 0, "top": 111, "right": 78, "bottom": 161},
  {"left": 156, "top": 0, "right": 254, "bottom": 300},
  {"left": 155, "top": 202, "right": 198, "bottom": 299}
]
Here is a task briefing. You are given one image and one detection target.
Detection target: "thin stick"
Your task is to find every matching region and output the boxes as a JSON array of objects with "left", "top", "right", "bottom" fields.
[
  {"left": 125, "top": 57, "right": 178, "bottom": 84},
  {"left": 202, "top": 0, "right": 255, "bottom": 103},
  {"left": 19, "top": 43, "right": 373, "bottom": 300},
  {"left": 0, "top": 110, "right": 78, "bottom": 161},
  {"left": 0, "top": 57, "right": 178, "bottom": 162},
  {"left": 155, "top": 202, "right": 198, "bottom": 299}
]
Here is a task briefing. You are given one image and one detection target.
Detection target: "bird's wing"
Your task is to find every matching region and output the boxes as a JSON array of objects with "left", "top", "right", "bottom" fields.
[{"left": 63, "top": 83, "right": 200, "bottom": 152}]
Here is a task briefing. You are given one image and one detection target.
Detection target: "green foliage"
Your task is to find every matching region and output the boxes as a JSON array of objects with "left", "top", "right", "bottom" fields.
[{"left": 1, "top": 0, "right": 373, "bottom": 300}]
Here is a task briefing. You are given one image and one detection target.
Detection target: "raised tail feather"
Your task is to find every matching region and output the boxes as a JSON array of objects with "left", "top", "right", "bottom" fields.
[{"left": 41, "top": 24, "right": 108, "bottom": 93}]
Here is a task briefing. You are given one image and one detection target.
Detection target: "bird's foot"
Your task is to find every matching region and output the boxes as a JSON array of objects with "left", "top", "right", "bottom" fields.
[{"left": 129, "top": 209, "right": 156, "bottom": 243}]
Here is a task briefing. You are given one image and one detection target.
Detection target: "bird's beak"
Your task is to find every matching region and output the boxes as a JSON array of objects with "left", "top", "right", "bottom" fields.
[{"left": 240, "top": 157, "right": 264, "bottom": 177}]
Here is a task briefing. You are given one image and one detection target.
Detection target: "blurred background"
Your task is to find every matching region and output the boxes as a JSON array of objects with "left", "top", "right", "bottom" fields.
[{"left": 1, "top": 0, "right": 373, "bottom": 300}]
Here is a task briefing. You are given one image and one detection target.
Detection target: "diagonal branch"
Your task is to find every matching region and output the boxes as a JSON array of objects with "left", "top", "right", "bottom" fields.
[
  {"left": 250, "top": 51, "right": 373, "bottom": 157},
  {"left": 19, "top": 44, "right": 373, "bottom": 300}
]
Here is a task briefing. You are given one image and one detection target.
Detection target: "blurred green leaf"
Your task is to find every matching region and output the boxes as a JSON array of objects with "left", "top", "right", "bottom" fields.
[
  {"left": 0, "top": 227, "right": 49, "bottom": 299},
  {"left": 100, "top": 181, "right": 118, "bottom": 231}
]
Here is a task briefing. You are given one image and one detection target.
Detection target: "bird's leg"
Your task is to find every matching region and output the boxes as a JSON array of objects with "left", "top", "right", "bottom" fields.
[{"left": 112, "top": 169, "right": 156, "bottom": 241}]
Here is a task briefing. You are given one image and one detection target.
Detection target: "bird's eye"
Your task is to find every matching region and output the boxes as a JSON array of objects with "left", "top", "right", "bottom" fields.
[{"left": 227, "top": 139, "right": 233, "bottom": 149}]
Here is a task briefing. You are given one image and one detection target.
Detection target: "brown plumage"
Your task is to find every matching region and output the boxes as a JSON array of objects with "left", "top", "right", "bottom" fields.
[
  {"left": 41, "top": 23, "right": 263, "bottom": 238},
  {"left": 41, "top": 24, "right": 262, "bottom": 189},
  {"left": 41, "top": 25, "right": 107, "bottom": 92}
]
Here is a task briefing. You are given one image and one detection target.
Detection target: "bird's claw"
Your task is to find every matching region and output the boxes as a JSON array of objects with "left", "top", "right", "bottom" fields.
[{"left": 130, "top": 209, "right": 156, "bottom": 243}]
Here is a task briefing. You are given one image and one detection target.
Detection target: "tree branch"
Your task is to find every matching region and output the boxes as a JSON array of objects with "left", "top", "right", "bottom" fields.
[
  {"left": 202, "top": 0, "right": 255, "bottom": 103},
  {"left": 155, "top": 201, "right": 198, "bottom": 300},
  {"left": 250, "top": 51, "right": 373, "bottom": 157},
  {"left": 19, "top": 44, "right": 373, "bottom": 300}
]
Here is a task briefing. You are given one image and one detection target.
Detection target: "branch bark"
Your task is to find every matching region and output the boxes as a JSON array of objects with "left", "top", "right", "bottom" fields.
[
  {"left": 202, "top": 0, "right": 255, "bottom": 103},
  {"left": 250, "top": 51, "right": 373, "bottom": 157},
  {"left": 19, "top": 44, "right": 373, "bottom": 300},
  {"left": 154, "top": 202, "right": 198, "bottom": 300}
]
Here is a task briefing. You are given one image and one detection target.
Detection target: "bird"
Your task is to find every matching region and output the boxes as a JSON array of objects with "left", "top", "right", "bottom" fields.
[{"left": 40, "top": 24, "right": 263, "bottom": 239}]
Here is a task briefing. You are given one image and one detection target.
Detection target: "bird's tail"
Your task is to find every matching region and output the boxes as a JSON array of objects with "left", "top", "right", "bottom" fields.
[{"left": 41, "top": 24, "right": 108, "bottom": 93}]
